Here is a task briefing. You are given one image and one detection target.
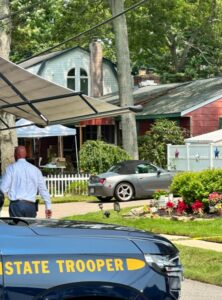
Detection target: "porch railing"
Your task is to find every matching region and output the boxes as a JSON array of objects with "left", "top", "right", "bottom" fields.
[{"left": 45, "top": 174, "right": 90, "bottom": 197}]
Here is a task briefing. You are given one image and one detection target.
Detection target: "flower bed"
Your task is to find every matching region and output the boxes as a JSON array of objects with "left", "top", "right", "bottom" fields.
[{"left": 124, "top": 189, "right": 222, "bottom": 220}]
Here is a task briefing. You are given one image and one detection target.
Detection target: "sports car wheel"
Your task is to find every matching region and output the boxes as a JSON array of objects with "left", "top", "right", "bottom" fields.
[
  {"left": 97, "top": 196, "right": 113, "bottom": 202},
  {"left": 114, "top": 182, "right": 134, "bottom": 202}
]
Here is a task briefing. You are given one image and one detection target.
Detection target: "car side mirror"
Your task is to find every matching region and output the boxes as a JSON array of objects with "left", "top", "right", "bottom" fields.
[{"left": 157, "top": 169, "right": 161, "bottom": 177}]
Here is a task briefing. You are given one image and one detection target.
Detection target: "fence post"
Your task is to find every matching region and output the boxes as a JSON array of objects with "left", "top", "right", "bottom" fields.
[
  {"left": 186, "top": 143, "right": 190, "bottom": 171},
  {"left": 209, "top": 143, "right": 213, "bottom": 169},
  {"left": 167, "top": 144, "right": 171, "bottom": 170}
]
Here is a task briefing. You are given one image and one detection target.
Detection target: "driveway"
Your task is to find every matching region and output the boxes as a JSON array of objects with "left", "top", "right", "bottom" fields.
[{"left": 181, "top": 279, "right": 222, "bottom": 300}]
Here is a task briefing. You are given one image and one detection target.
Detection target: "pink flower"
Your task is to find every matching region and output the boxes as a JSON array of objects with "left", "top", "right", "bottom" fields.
[{"left": 208, "top": 192, "right": 222, "bottom": 204}]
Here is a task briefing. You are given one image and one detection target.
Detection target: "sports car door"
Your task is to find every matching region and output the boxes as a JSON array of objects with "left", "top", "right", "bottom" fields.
[{"left": 136, "top": 163, "right": 171, "bottom": 195}]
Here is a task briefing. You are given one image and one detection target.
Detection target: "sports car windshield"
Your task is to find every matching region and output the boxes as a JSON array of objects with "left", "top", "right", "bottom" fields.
[{"left": 108, "top": 164, "right": 122, "bottom": 173}]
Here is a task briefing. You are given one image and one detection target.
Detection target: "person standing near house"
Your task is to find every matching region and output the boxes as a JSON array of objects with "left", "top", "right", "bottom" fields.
[{"left": 0, "top": 146, "right": 52, "bottom": 218}]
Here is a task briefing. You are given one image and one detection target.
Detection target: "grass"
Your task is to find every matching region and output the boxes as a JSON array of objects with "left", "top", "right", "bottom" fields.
[
  {"left": 177, "top": 245, "right": 222, "bottom": 286},
  {"left": 3, "top": 195, "right": 96, "bottom": 206},
  {"left": 65, "top": 206, "right": 222, "bottom": 240}
]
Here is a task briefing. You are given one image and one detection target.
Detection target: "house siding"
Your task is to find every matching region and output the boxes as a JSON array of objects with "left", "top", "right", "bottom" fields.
[
  {"left": 184, "top": 98, "right": 222, "bottom": 136},
  {"left": 26, "top": 48, "right": 118, "bottom": 96}
]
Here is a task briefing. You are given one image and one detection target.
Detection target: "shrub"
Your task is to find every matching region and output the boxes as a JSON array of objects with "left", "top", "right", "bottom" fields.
[
  {"left": 65, "top": 181, "right": 88, "bottom": 195},
  {"left": 79, "top": 140, "right": 131, "bottom": 174},
  {"left": 170, "top": 169, "right": 222, "bottom": 207},
  {"left": 153, "top": 189, "right": 168, "bottom": 200},
  {"left": 138, "top": 119, "right": 187, "bottom": 168}
]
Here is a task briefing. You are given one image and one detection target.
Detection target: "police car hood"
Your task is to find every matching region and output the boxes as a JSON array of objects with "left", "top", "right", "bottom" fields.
[{"left": 28, "top": 219, "right": 178, "bottom": 256}]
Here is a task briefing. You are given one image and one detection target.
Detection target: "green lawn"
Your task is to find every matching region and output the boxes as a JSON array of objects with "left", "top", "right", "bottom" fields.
[
  {"left": 178, "top": 245, "right": 222, "bottom": 286},
  {"left": 65, "top": 206, "right": 222, "bottom": 241}
]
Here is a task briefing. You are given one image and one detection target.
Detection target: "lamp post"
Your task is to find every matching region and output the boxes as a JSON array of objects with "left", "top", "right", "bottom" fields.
[{"left": 114, "top": 201, "right": 121, "bottom": 214}]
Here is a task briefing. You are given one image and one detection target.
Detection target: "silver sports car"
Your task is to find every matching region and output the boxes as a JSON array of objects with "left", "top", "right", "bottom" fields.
[{"left": 88, "top": 160, "right": 173, "bottom": 201}]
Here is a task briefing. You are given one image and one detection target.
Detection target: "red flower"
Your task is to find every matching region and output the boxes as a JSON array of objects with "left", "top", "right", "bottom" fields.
[
  {"left": 191, "top": 200, "right": 203, "bottom": 212},
  {"left": 176, "top": 200, "right": 187, "bottom": 214},
  {"left": 166, "top": 201, "right": 174, "bottom": 208}
]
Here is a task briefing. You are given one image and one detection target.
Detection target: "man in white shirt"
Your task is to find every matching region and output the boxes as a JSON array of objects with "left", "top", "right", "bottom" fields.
[{"left": 0, "top": 146, "right": 52, "bottom": 218}]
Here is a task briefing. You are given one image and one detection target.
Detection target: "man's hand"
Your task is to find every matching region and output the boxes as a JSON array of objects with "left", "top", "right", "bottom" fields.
[{"left": 45, "top": 209, "right": 52, "bottom": 219}]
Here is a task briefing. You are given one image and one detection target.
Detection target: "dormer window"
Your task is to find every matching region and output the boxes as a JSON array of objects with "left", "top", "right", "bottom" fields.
[
  {"left": 67, "top": 68, "right": 75, "bottom": 90},
  {"left": 80, "top": 68, "right": 88, "bottom": 95},
  {"left": 67, "top": 67, "right": 88, "bottom": 95}
]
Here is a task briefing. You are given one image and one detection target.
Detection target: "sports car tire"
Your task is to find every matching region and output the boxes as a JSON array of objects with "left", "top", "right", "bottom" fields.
[
  {"left": 97, "top": 196, "right": 113, "bottom": 202},
  {"left": 114, "top": 182, "right": 134, "bottom": 202}
]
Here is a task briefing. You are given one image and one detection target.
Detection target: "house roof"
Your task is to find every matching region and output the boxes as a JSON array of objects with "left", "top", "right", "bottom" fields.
[
  {"left": 102, "top": 77, "right": 222, "bottom": 118},
  {"left": 185, "top": 129, "right": 222, "bottom": 144},
  {"left": 19, "top": 46, "right": 117, "bottom": 75}
]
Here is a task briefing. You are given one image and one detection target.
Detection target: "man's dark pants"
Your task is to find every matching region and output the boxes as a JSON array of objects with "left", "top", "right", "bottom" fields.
[{"left": 9, "top": 200, "right": 37, "bottom": 218}]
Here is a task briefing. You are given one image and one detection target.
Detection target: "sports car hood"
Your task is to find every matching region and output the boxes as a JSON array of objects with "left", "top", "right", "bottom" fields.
[{"left": 28, "top": 219, "right": 178, "bottom": 256}]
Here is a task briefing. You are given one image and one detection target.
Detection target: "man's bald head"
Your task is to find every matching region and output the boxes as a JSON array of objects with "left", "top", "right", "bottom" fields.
[{"left": 14, "top": 146, "right": 27, "bottom": 160}]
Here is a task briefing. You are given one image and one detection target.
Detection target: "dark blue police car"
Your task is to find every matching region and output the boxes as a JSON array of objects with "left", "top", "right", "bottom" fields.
[{"left": 0, "top": 217, "right": 183, "bottom": 300}]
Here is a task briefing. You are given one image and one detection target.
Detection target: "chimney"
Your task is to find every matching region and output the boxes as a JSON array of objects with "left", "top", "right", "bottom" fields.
[{"left": 90, "top": 39, "right": 103, "bottom": 97}]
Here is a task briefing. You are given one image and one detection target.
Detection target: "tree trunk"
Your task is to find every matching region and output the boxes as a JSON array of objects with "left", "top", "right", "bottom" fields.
[
  {"left": 108, "top": 0, "right": 138, "bottom": 159},
  {"left": 0, "top": 0, "right": 17, "bottom": 173},
  {"left": 90, "top": 39, "right": 103, "bottom": 140}
]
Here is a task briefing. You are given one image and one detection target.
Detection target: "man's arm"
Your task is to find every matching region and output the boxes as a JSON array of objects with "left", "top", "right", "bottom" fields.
[
  {"left": 37, "top": 170, "right": 52, "bottom": 218},
  {"left": 0, "top": 165, "right": 12, "bottom": 195}
]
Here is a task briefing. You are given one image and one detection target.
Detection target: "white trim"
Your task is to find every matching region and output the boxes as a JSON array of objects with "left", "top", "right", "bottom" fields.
[{"left": 181, "top": 94, "right": 222, "bottom": 116}]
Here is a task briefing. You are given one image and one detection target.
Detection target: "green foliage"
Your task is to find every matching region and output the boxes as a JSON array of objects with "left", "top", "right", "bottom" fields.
[
  {"left": 153, "top": 189, "right": 169, "bottom": 200},
  {"left": 138, "top": 119, "right": 186, "bottom": 167},
  {"left": 9, "top": 0, "right": 222, "bottom": 81},
  {"left": 79, "top": 140, "right": 131, "bottom": 174},
  {"left": 170, "top": 169, "right": 222, "bottom": 206},
  {"left": 65, "top": 181, "right": 88, "bottom": 196},
  {"left": 127, "top": 0, "right": 222, "bottom": 81},
  {"left": 10, "top": 0, "right": 114, "bottom": 62}
]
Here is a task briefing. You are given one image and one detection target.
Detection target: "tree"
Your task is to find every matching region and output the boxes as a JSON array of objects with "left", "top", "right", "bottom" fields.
[
  {"left": 108, "top": 0, "right": 138, "bottom": 159},
  {"left": 0, "top": 0, "right": 17, "bottom": 173},
  {"left": 126, "top": 0, "right": 222, "bottom": 81},
  {"left": 138, "top": 119, "right": 186, "bottom": 168}
]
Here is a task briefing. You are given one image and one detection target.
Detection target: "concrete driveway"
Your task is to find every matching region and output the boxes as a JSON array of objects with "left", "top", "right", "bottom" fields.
[{"left": 181, "top": 279, "right": 222, "bottom": 300}]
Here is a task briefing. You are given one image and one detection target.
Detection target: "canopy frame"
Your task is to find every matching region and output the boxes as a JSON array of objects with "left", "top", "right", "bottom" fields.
[
  {"left": 0, "top": 73, "right": 101, "bottom": 129},
  {"left": 0, "top": 55, "right": 143, "bottom": 130},
  {"left": 0, "top": 72, "right": 48, "bottom": 124}
]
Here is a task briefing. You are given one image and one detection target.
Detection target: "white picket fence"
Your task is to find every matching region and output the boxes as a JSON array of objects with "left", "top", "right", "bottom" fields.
[{"left": 45, "top": 174, "right": 90, "bottom": 197}]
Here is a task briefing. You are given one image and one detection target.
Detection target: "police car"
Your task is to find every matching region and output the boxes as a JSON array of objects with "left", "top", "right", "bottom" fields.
[{"left": 0, "top": 217, "right": 183, "bottom": 300}]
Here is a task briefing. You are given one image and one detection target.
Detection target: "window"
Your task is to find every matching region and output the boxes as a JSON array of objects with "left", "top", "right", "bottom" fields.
[
  {"left": 136, "top": 163, "right": 157, "bottom": 174},
  {"left": 67, "top": 68, "right": 88, "bottom": 95},
  {"left": 80, "top": 68, "right": 88, "bottom": 95},
  {"left": 67, "top": 68, "right": 75, "bottom": 90}
]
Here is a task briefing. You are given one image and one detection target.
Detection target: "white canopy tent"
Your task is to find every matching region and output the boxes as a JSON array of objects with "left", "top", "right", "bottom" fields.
[
  {"left": 16, "top": 118, "right": 79, "bottom": 172},
  {"left": 16, "top": 118, "right": 76, "bottom": 138}
]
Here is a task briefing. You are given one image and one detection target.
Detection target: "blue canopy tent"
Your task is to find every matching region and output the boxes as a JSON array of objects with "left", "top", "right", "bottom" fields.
[{"left": 16, "top": 118, "right": 78, "bottom": 172}]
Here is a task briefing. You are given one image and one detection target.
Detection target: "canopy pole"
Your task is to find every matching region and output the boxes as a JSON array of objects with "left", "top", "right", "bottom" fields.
[{"left": 75, "top": 135, "right": 80, "bottom": 174}]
